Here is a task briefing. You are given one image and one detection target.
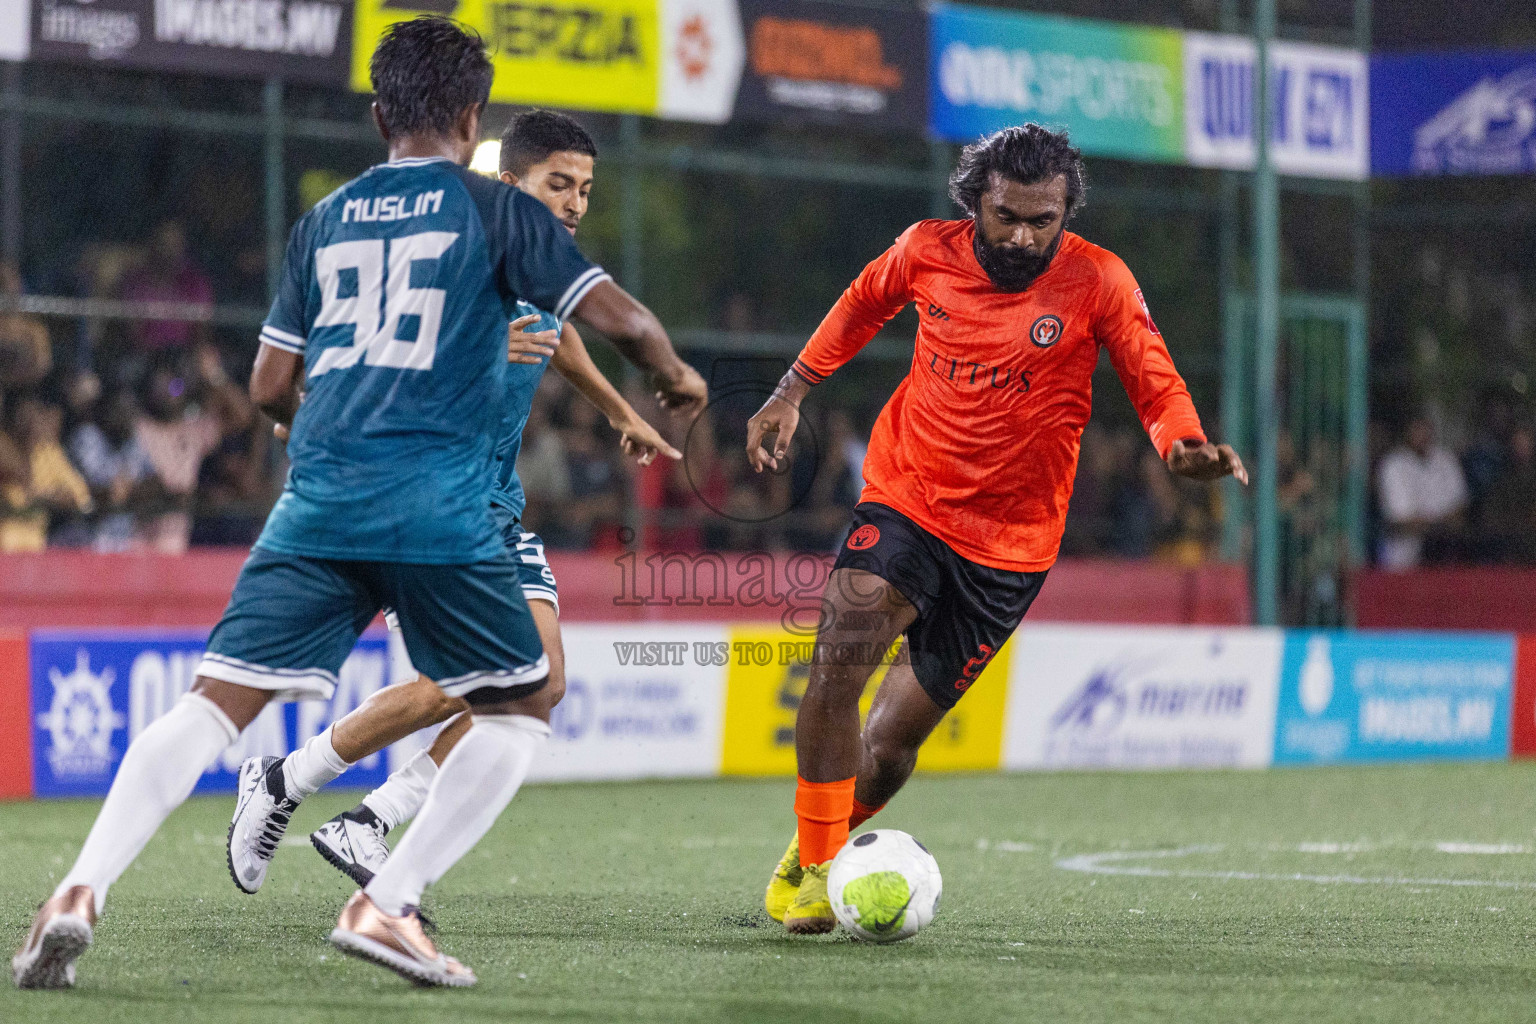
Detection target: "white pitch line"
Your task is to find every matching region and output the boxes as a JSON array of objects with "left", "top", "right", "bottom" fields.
[{"left": 1054, "top": 846, "right": 1536, "bottom": 890}]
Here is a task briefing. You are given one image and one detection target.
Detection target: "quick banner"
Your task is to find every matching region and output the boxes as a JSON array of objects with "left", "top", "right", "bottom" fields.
[
  {"left": 733, "top": 0, "right": 925, "bottom": 130},
  {"left": 1183, "top": 33, "right": 1368, "bottom": 180},
  {"left": 30, "top": 0, "right": 351, "bottom": 84},
  {"left": 1371, "top": 50, "right": 1536, "bottom": 177},
  {"left": 928, "top": 2, "right": 1185, "bottom": 163}
]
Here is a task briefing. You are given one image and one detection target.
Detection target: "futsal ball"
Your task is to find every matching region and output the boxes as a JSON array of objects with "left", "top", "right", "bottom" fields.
[{"left": 827, "top": 829, "right": 942, "bottom": 943}]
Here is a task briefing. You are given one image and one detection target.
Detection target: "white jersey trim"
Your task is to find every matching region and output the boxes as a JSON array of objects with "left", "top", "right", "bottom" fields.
[{"left": 553, "top": 267, "right": 611, "bottom": 323}]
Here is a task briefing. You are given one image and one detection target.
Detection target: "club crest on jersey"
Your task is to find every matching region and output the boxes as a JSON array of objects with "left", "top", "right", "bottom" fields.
[
  {"left": 1134, "top": 288, "right": 1161, "bottom": 336},
  {"left": 1030, "top": 315, "right": 1064, "bottom": 348},
  {"left": 847, "top": 524, "right": 880, "bottom": 550}
]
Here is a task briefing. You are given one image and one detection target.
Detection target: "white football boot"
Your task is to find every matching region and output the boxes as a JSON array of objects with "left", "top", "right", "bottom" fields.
[
  {"left": 311, "top": 807, "right": 391, "bottom": 887},
  {"left": 227, "top": 756, "right": 301, "bottom": 894}
]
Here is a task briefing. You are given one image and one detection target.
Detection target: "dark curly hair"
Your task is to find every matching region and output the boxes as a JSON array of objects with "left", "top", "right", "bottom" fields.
[
  {"left": 948, "top": 124, "right": 1088, "bottom": 219},
  {"left": 370, "top": 16, "right": 493, "bottom": 139},
  {"left": 500, "top": 110, "right": 598, "bottom": 177}
]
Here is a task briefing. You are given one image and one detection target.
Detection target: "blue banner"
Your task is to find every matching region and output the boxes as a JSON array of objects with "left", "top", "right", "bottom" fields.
[
  {"left": 30, "top": 630, "right": 408, "bottom": 798},
  {"left": 1274, "top": 631, "right": 1514, "bottom": 765},
  {"left": 1371, "top": 50, "right": 1536, "bottom": 176}
]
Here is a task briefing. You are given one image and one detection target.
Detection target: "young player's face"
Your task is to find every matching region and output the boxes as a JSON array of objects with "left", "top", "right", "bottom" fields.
[{"left": 502, "top": 152, "right": 595, "bottom": 235}]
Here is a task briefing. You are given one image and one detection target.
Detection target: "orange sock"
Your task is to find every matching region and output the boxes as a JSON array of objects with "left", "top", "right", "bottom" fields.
[
  {"left": 849, "top": 798, "right": 884, "bottom": 829},
  {"left": 794, "top": 776, "right": 856, "bottom": 867}
]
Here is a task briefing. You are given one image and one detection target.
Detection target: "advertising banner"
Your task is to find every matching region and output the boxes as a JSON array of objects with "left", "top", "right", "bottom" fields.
[
  {"left": 531, "top": 624, "right": 728, "bottom": 781},
  {"left": 30, "top": 0, "right": 350, "bottom": 84},
  {"left": 352, "top": 0, "right": 661, "bottom": 115},
  {"left": 733, "top": 0, "right": 925, "bottom": 130},
  {"left": 1184, "top": 33, "right": 1368, "bottom": 180},
  {"left": 928, "top": 2, "right": 1184, "bottom": 162},
  {"left": 1, "top": 0, "right": 29, "bottom": 61},
  {"left": 719, "top": 624, "right": 1008, "bottom": 775},
  {"left": 1273, "top": 631, "right": 1513, "bottom": 765},
  {"left": 1371, "top": 50, "right": 1536, "bottom": 177},
  {"left": 1512, "top": 635, "right": 1536, "bottom": 757},
  {"left": 29, "top": 629, "right": 408, "bottom": 798},
  {"left": 0, "top": 635, "right": 29, "bottom": 799},
  {"left": 1002, "top": 625, "right": 1283, "bottom": 770}
]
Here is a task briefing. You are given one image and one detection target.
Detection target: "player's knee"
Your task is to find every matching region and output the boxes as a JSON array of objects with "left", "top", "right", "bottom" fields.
[
  {"left": 865, "top": 730, "right": 921, "bottom": 776},
  {"left": 540, "top": 659, "right": 566, "bottom": 708}
]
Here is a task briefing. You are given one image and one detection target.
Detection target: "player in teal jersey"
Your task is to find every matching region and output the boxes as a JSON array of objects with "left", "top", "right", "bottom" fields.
[
  {"left": 227, "top": 111, "right": 697, "bottom": 890},
  {"left": 13, "top": 18, "right": 704, "bottom": 991}
]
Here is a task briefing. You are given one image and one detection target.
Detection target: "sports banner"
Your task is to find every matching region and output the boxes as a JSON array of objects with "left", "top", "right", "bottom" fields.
[
  {"left": 1, "top": 0, "right": 29, "bottom": 60},
  {"left": 1184, "top": 33, "right": 1368, "bottom": 180},
  {"left": 1002, "top": 625, "right": 1283, "bottom": 770},
  {"left": 531, "top": 623, "right": 728, "bottom": 781},
  {"left": 1273, "top": 631, "right": 1514, "bottom": 765},
  {"left": 1371, "top": 50, "right": 1536, "bottom": 177},
  {"left": 718, "top": 625, "right": 1008, "bottom": 775},
  {"left": 29, "top": 0, "right": 351, "bottom": 84},
  {"left": 351, "top": 0, "right": 662, "bottom": 116},
  {"left": 28, "top": 629, "right": 409, "bottom": 798},
  {"left": 927, "top": 2, "right": 1185, "bottom": 163},
  {"left": 733, "top": 0, "right": 925, "bottom": 130}
]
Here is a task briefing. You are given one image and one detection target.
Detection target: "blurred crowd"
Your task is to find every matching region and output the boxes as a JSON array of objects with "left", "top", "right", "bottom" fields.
[
  {"left": 1370, "top": 407, "right": 1536, "bottom": 571},
  {"left": 13, "top": 220, "right": 1532, "bottom": 572},
  {"left": 0, "top": 222, "right": 277, "bottom": 554}
]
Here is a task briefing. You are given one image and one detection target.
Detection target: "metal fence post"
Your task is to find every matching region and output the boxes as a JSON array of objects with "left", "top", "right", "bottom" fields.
[
  {"left": 1, "top": 63, "right": 21, "bottom": 268},
  {"left": 263, "top": 79, "right": 285, "bottom": 303},
  {"left": 1253, "top": 0, "right": 1281, "bottom": 625}
]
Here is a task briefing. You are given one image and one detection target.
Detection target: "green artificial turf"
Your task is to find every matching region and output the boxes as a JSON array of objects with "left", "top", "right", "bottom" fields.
[{"left": 5, "top": 764, "right": 1536, "bottom": 1023}]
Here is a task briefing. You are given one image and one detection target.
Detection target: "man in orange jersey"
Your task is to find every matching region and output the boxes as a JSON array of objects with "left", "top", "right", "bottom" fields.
[{"left": 744, "top": 124, "right": 1247, "bottom": 934}]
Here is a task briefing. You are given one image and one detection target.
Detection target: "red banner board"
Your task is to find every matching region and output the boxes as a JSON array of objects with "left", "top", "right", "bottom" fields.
[
  {"left": 1511, "top": 635, "right": 1536, "bottom": 758},
  {"left": 0, "top": 633, "right": 31, "bottom": 799}
]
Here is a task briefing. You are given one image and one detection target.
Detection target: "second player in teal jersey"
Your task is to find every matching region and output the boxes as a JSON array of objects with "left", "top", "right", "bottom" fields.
[{"left": 229, "top": 111, "right": 703, "bottom": 897}]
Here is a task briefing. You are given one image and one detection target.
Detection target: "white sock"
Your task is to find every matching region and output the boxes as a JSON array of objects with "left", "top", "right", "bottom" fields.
[
  {"left": 56, "top": 693, "right": 238, "bottom": 915},
  {"left": 364, "top": 715, "right": 549, "bottom": 917},
  {"left": 361, "top": 749, "right": 437, "bottom": 831},
  {"left": 282, "top": 724, "right": 352, "bottom": 800}
]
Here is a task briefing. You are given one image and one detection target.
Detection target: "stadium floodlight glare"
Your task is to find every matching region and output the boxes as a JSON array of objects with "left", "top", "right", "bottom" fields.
[{"left": 470, "top": 140, "right": 501, "bottom": 177}]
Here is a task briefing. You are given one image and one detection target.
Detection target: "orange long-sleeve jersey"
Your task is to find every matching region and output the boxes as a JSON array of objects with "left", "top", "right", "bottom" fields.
[{"left": 793, "top": 219, "right": 1206, "bottom": 573}]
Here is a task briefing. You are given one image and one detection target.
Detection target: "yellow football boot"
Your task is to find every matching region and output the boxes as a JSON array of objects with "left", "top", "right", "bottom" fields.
[
  {"left": 764, "top": 833, "right": 802, "bottom": 922},
  {"left": 783, "top": 861, "right": 836, "bottom": 935}
]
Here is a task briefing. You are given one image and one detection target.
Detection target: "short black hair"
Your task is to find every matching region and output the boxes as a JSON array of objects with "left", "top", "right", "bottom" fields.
[
  {"left": 370, "top": 16, "right": 492, "bottom": 139},
  {"left": 500, "top": 110, "right": 598, "bottom": 177},
  {"left": 948, "top": 124, "right": 1087, "bottom": 219}
]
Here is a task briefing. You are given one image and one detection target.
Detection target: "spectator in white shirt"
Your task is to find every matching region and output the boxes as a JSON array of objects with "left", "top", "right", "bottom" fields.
[{"left": 1377, "top": 416, "right": 1468, "bottom": 569}]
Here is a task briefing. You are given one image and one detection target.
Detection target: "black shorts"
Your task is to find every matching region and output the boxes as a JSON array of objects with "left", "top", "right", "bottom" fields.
[{"left": 831, "top": 502, "right": 1047, "bottom": 711}]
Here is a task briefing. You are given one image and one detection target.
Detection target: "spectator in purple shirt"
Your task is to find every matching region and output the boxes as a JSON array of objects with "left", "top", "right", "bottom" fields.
[{"left": 119, "top": 221, "right": 213, "bottom": 357}]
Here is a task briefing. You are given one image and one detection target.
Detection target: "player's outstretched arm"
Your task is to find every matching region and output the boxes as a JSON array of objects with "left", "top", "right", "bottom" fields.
[
  {"left": 570, "top": 279, "right": 707, "bottom": 418},
  {"left": 1167, "top": 439, "right": 1249, "bottom": 484},
  {"left": 551, "top": 321, "right": 681, "bottom": 467},
  {"left": 746, "top": 371, "right": 810, "bottom": 474},
  {"left": 249, "top": 342, "right": 303, "bottom": 428}
]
